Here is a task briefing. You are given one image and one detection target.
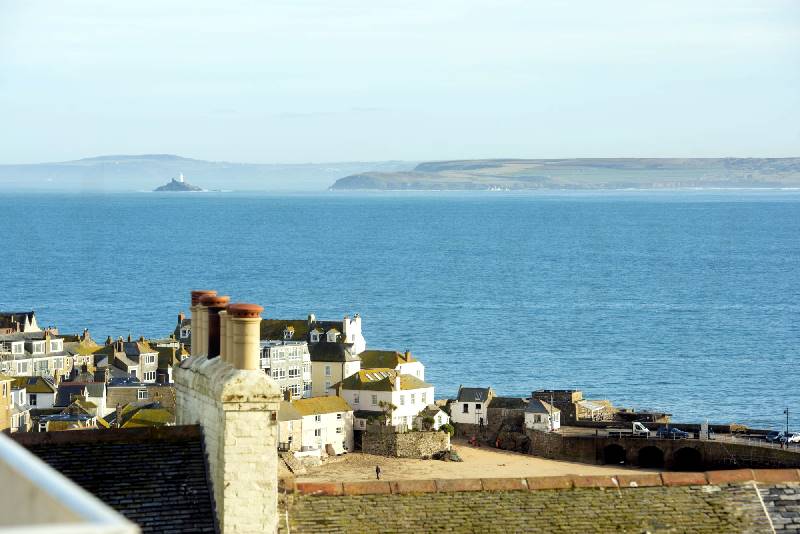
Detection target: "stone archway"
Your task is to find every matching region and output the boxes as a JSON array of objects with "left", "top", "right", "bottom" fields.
[
  {"left": 673, "top": 447, "right": 703, "bottom": 471},
  {"left": 602, "top": 444, "right": 627, "bottom": 465},
  {"left": 638, "top": 446, "right": 665, "bottom": 468}
]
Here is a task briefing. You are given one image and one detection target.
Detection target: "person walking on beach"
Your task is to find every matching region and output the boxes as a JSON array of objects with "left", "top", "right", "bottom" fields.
[{"left": 375, "top": 465, "right": 382, "bottom": 480}]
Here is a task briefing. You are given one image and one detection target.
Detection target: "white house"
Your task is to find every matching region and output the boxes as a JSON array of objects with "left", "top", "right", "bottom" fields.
[
  {"left": 336, "top": 369, "right": 434, "bottom": 431},
  {"left": 11, "top": 376, "right": 56, "bottom": 409},
  {"left": 524, "top": 398, "right": 561, "bottom": 432},
  {"left": 413, "top": 404, "right": 450, "bottom": 431},
  {"left": 292, "top": 396, "right": 354, "bottom": 455},
  {"left": 359, "top": 350, "right": 425, "bottom": 381},
  {"left": 450, "top": 386, "right": 495, "bottom": 426}
]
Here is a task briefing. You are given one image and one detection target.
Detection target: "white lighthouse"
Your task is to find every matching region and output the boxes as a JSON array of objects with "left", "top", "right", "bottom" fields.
[{"left": 178, "top": 172, "right": 185, "bottom": 183}]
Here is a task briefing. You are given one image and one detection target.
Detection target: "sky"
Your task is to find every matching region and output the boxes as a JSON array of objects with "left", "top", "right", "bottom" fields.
[{"left": 0, "top": 0, "right": 798, "bottom": 164}]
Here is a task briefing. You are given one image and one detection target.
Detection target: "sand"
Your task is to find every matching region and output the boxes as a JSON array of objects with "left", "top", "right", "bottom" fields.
[{"left": 295, "top": 439, "right": 657, "bottom": 482}]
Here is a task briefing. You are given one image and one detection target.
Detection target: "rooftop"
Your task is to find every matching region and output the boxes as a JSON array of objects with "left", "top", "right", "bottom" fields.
[
  {"left": 13, "top": 425, "right": 217, "bottom": 534},
  {"left": 359, "top": 349, "right": 416, "bottom": 369},
  {"left": 292, "top": 396, "right": 353, "bottom": 416}
]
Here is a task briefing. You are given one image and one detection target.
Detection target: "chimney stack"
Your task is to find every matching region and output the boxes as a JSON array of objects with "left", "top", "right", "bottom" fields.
[
  {"left": 199, "top": 294, "right": 230, "bottom": 359},
  {"left": 190, "top": 290, "right": 217, "bottom": 357},
  {"left": 175, "top": 295, "right": 279, "bottom": 533},
  {"left": 227, "top": 303, "right": 264, "bottom": 370},
  {"left": 394, "top": 373, "right": 401, "bottom": 391}
]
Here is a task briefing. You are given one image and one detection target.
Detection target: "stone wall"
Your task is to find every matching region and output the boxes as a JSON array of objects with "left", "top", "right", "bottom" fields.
[
  {"left": 278, "top": 470, "right": 800, "bottom": 533},
  {"left": 363, "top": 425, "right": 450, "bottom": 458}
]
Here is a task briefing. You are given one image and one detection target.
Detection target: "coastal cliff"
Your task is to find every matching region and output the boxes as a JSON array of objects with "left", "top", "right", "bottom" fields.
[{"left": 330, "top": 158, "right": 800, "bottom": 190}]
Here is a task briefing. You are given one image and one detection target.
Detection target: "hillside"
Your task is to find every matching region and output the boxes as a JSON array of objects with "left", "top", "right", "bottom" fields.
[
  {"left": 330, "top": 158, "right": 800, "bottom": 190},
  {"left": 0, "top": 154, "right": 414, "bottom": 192}
]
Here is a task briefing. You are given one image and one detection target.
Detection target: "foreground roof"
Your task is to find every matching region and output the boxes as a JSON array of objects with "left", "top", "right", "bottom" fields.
[
  {"left": 283, "top": 471, "right": 800, "bottom": 533},
  {"left": 13, "top": 425, "right": 217, "bottom": 534}
]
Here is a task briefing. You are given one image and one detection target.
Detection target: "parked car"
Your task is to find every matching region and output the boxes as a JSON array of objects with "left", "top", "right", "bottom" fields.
[
  {"left": 656, "top": 427, "right": 690, "bottom": 439},
  {"left": 765, "top": 431, "right": 783, "bottom": 443},
  {"left": 772, "top": 432, "right": 800, "bottom": 444}
]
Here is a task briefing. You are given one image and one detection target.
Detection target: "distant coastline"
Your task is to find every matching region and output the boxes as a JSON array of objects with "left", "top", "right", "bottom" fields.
[{"left": 329, "top": 158, "right": 800, "bottom": 191}]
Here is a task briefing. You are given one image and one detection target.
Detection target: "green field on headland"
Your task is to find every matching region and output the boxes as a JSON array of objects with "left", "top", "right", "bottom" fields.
[{"left": 330, "top": 158, "right": 800, "bottom": 190}]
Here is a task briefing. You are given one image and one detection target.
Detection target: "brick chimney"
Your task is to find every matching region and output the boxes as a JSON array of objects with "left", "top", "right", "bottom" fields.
[
  {"left": 199, "top": 294, "right": 230, "bottom": 359},
  {"left": 190, "top": 290, "right": 216, "bottom": 357},
  {"left": 175, "top": 296, "right": 279, "bottom": 534}
]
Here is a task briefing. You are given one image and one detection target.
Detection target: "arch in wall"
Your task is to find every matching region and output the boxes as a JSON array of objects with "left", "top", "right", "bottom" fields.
[
  {"left": 673, "top": 447, "right": 703, "bottom": 471},
  {"left": 602, "top": 444, "right": 627, "bottom": 465},
  {"left": 638, "top": 446, "right": 665, "bottom": 468}
]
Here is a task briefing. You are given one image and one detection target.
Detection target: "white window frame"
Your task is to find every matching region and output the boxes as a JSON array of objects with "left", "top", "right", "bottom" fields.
[{"left": 137, "top": 389, "right": 148, "bottom": 400}]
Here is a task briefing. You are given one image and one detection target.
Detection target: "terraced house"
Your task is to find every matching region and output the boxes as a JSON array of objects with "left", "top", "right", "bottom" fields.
[
  {"left": 0, "top": 331, "right": 71, "bottom": 383},
  {"left": 259, "top": 340, "right": 311, "bottom": 399},
  {"left": 359, "top": 349, "right": 424, "bottom": 380},
  {"left": 94, "top": 336, "right": 159, "bottom": 383}
]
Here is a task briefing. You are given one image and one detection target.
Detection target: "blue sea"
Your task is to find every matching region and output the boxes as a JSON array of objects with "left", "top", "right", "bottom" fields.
[{"left": 1, "top": 190, "right": 798, "bottom": 429}]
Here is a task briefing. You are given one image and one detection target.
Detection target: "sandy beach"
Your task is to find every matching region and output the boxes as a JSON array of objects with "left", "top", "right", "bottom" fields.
[{"left": 295, "top": 439, "right": 657, "bottom": 482}]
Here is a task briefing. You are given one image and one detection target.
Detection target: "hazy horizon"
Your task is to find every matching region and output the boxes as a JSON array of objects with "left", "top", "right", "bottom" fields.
[{"left": 1, "top": 1, "right": 798, "bottom": 165}]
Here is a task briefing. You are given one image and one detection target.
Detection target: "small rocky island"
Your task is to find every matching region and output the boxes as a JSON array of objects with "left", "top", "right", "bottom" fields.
[{"left": 153, "top": 173, "right": 204, "bottom": 192}]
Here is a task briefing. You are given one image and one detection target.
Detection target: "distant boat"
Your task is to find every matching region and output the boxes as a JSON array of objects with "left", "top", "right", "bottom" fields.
[{"left": 153, "top": 173, "right": 204, "bottom": 192}]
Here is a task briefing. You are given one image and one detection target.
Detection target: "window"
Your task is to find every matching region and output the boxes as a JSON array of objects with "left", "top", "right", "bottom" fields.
[
  {"left": 314, "top": 429, "right": 321, "bottom": 437},
  {"left": 421, "top": 392, "right": 427, "bottom": 404},
  {"left": 288, "top": 367, "right": 300, "bottom": 378},
  {"left": 53, "top": 358, "right": 63, "bottom": 369},
  {"left": 30, "top": 394, "right": 37, "bottom": 406},
  {"left": 144, "top": 354, "right": 156, "bottom": 365},
  {"left": 337, "top": 413, "right": 342, "bottom": 419},
  {"left": 336, "top": 427, "right": 342, "bottom": 434},
  {"left": 310, "top": 333, "right": 319, "bottom": 343},
  {"left": 314, "top": 415, "right": 321, "bottom": 422},
  {"left": 271, "top": 369, "right": 279, "bottom": 379},
  {"left": 324, "top": 365, "right": 331, "bottom": 377},
  {"left": 12, "top": 343, "right": 23, "bottom": 354},
  {"left": 144, "top": 371, "right": 156, "bottom": 381},
  {"left": 354, "top": 394, "right": 359, "bottom": 404},
  {"left": 410, "top": 394, "right": 415, "bottom": 404},
  {"left": 32, "top": 342, "right": 45, "bottom": 354},
  {"left": 50, "top": 340, "right": 62, "bottom": 352},
  {"left": 462, "top": 403, "right": 469, "bottom": 413},
  {"left": 130, "top": 370, "right": 137, "bottom": 377},
  {"left": 475, "top": 403, "right": 481, "bottom": 411},
  {"left": 371, "top": 395, "right": 377, "bottom": 405},
  {"left": 39, "top": 421, "right": 47, "bottom": 432},
  {"left": 289, "top": 384, "right": 301, "bottom": 397},
  {"left": 399, "top": 395, "right": 405, "bottom": 406},
  {"left": 137, "top": 389, "right": 148, "bottom": 400}
]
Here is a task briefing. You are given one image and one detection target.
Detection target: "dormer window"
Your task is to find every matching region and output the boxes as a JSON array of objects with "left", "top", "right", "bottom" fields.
[
  {"left": 326, "top": 329, "right": 339, "bottom": 343},
  {"left": 11, "top": 342, "right": 23, "bottom": 354},
  {"left": 50, "top": 340, "right": 63, "bottom": 352},
  {"left": 32, "top": 342, "right": 45, "bottom": 354},
  {"left": 310, "top": 332, "right": 319, "bottom": 343}
]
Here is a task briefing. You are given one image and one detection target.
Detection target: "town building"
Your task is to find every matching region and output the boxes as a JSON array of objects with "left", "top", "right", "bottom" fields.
[
  {"left": 259, "top": 340, "right": 312, "bottom": 399},
  {"left": 0, "top": 311, "right": 41, "bottom": 334},
  {"left": 277, "top": 400, "right": 303, "bottom": 452},
  {"left": 289, "top": 396, "right": 354, "bottom": 455},
  {"left": 524, "top": 398, "right": 561, "bottom": 432},
  {"left": 0, "top": 374, "right": 12, "bottom": 432},
  {"left": 359, "top": 349, "right": 424, "bottom": 380},
  {"left": 413, "top": 404, "right": 450, "bottom": 430},
  {"left": 55, "top": 380, "right": 108, "bottom": 416},
  {"left": 450, "top": 386, "right": 495, "bottom": 426},
  {"left": 0, "top": 331, "right": 71, "bottom": 383},
  {"left": 9, "top": 383, "right": 32, "bottom": 432},
  {"left": 260, "top": 313, "right": 367, "bottom": 355},
  {"left": 93, "top": 336, "right": 159, "bottom": 383},
  {"left": 106, "top": 377, "right": 176, "bottom": 417},
  {"left": 11, "top": 376, "right": 56, "bottom": 409},
  {"left": 308, "top": 341, "right": 361, "bottom": 397},
  {"left": 336, "top": 369, "right": 434, "bottom": 430}
]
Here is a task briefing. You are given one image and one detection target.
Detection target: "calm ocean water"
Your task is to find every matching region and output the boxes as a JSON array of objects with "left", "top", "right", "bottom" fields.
[{"left": 1, "top": 190, "right": 798, "bottom": 429}]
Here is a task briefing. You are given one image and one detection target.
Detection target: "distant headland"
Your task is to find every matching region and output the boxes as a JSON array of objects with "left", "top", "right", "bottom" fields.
[
  {"left": 329, "top": 158, "right": 800, "bottom": 191},
  {"left": 153, "top": 173, "right": 204, "bottom": 192}
]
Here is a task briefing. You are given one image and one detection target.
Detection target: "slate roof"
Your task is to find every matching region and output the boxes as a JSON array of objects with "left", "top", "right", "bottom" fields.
[
  {"left": 292, "top": 396, "right": 353, "bottom": 416},
  {"left": 359, "top": 349, "right": 416, "bottom": 369},
  {"left": 14, "top": 425, "right": 218, "bottom": 534},
  {"left": 526, "top": 398, "right": 560, "bottom": 414},
  {"left": 308, "top": 341, "right": 359, "bottom": 362},
  {"left": 457, "top": 387, "right": 494, "bottom": 403},
  {"left": 55, "top": 384, "right": 88, "bottom": 407}
]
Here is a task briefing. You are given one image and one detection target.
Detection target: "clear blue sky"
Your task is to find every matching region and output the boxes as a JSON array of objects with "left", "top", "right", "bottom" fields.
[{"left": 0, "top": 0, "right": 798, "bottom": 164}]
